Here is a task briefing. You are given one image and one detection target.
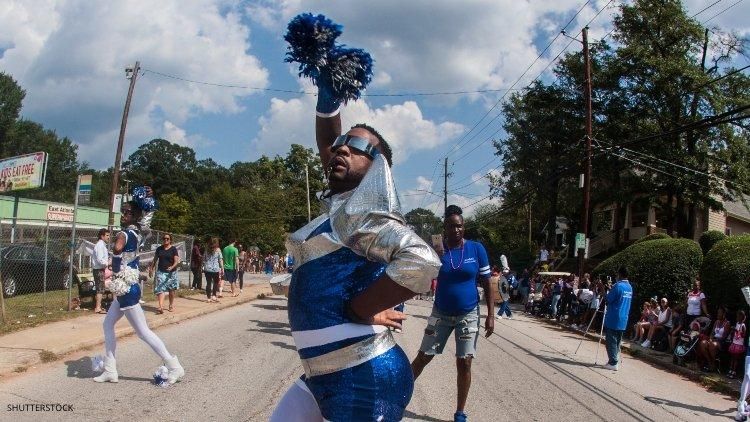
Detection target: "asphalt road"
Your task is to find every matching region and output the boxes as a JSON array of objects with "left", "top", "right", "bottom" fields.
[{"left": 0, "top": 297, "right": 738, "bottom": 421}]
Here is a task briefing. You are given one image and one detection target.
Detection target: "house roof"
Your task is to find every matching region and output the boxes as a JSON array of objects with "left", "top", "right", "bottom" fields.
[{"left": 725, "top": 196, "right": 750, "bottom": 223}]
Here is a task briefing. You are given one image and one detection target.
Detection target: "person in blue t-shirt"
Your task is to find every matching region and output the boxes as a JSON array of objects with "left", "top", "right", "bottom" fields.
[
  {"left": 411, "top": 205, "right": 494, "bottom": 422},
  {"left": 601, "top": 266, "right": 633, "bottom": 371}
]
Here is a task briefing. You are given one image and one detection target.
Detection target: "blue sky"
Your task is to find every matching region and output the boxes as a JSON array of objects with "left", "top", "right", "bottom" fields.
[{"left": 1, "top": 0, "right": 747, "bottom": 215}]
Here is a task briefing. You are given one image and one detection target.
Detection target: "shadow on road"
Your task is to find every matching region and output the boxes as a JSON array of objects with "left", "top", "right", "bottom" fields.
[
  {"left": 403, "top": 410, "right": 450, "bottom": 422},
  {"left": 65, "top": 357, "right": 97, "bottom": 378},
  {"left": 253, "top": 303, "right": 288, "bottom": 311},
  {"left": 270, "top": 341, "right": 297, "bottom": 351},
  {"left": 247, "top": 320, "right": 291, "bottom": 337},
  {"left": 644, "top": 396, "right": 734, "bottom": 417}
]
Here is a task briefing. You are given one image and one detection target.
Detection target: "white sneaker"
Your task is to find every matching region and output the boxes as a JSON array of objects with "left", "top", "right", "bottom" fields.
[
  {"left": 506, "top": 315, "right": 513, "bottom": 320},
  {"left": 495, "top": 315, "right": 503, "bottom": 320},
  {"left": 394, "top": 328, "right": 402, "bottom": 333},
  {"left": 570, "top": 324, "right": 578, "bottom": 329},
  {"left": 641, "top": 340, "right": 652, "bottom": 348},
  {"left": 602, "top": 363, "right": 619, "bottom": 371}
]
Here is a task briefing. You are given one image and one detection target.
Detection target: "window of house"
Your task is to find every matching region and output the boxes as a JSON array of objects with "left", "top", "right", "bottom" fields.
[
  {"left": 630, "top": 200, "right": 650, "bottom": 228},
  {"left": 593, "top": 210, "right": 613, "bottom": 232}
]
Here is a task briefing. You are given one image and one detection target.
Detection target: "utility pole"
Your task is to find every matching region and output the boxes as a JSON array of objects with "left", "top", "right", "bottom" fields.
[
  {"left": 443, "top": 158, "right": 449, "bottom": 215},
  {"left": 305, "top": 164, "right": 311, "bottom": 223},
  {"left": 577, "top": 27, "right": 593, "bottom": 277},
  {"left": 108, "top": 61, "right": 141, "bottom": 228}
]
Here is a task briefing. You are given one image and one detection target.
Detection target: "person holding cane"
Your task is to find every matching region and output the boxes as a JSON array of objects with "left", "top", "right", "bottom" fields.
[{"left": 601, "top": 267, "right": 633, "bottom": 371}]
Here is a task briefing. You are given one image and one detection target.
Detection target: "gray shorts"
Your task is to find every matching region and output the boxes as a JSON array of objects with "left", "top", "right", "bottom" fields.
[
  {"left": 93, "top": 268, "right": 106, "bottom": 292},
  {"left": 419, "top": 305, "right": 480, "bottom": 358}
]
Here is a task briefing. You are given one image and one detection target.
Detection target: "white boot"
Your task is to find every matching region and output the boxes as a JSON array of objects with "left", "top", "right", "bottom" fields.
[
  {"left": 93, "top": 356, "right": 118, "bottom": 383},
  {"left": 735, "top": 401, "right": 748, "bottom": 421},
  {"left": 164, "top": 355, "right": 184, "bottom": 384}
]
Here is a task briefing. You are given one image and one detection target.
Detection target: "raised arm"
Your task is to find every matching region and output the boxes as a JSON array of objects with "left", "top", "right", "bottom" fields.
[{"left": 316, "top": 115, "right": 341, "bottom": 177}]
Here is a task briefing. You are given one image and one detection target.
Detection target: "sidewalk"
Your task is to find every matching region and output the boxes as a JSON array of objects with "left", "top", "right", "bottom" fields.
[{"left": 0, "top": 278, "right": 273, "bottom": 378}]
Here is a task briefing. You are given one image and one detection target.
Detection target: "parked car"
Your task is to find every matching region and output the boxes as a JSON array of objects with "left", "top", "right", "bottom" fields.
[{"left": 0, "top": 244, "right": 78, "bottom": 298}]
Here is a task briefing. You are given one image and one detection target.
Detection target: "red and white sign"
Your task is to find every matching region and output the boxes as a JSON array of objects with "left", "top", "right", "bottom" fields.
[{"left": 47, "top": 204, "right": 75, "bottom": 222}]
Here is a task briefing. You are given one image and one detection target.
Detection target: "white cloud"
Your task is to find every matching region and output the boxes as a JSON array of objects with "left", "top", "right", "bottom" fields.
[
  {"left": 251, "top": 79, "right": 465, "bottom": 163},
  {"left": 0, "top": 0, "right": 268, "bottom": 167}
]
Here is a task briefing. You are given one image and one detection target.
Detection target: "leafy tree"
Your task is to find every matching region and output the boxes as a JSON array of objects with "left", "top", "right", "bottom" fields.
[
  {"left": 404, "top": 207, "right": 442, "bottom": 244},
  {"left": 152, "top": 193, "right": 191, "bottom": 234},
  {"left": 0, "top": 72, "right": 25, "bottom": 155},
  {"left": 490, "top": 0, "right": 750, "bottom": 244},
  {"left": 122, "top": 139, "right": 201, "bottom": 199}
]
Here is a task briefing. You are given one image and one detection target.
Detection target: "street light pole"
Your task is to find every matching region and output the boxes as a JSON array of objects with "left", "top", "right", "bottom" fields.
[{"left": 108, "top": 61, "right": 140, "bottom": 229}]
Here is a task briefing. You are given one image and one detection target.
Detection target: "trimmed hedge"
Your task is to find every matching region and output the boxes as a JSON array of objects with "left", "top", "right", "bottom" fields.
[
  {"left": 699, "top": 230, "right": 727, "bottom": 256},
  {"left": 700, "top": 235, "right": 750, "bottom": 311},
  {"left": 593, "top": 238, "right": 702, "bottom": 318},
  {"left": 633, "top": 232, "right": 671, "bottom": 244}
]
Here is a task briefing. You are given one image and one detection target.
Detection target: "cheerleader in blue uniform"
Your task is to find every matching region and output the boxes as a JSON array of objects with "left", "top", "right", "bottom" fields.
[
  {"left": 93, "top": 188, "right": 184, "bottom": 384},
  {"left": 270, "top": 14, "right": 441, "bottom": 421}
]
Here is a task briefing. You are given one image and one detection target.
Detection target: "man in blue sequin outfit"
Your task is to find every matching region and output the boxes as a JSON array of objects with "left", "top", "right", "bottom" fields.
[{"left": 270, "top": 54, "right": 442, "bottom": 422}]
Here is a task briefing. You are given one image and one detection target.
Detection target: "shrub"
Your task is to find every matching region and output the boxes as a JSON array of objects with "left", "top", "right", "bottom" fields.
[
  {"left": 633, "top": 232, "right": 671, "bottom": 244},
  {"left": 593, "top": 238, "right": 702, "bottom": 319},
  {"left": 700, "top": 235, "right": 750, "bottom": 311},
  {"left": 699, "top": 230, "right": 727, "bottom": 256}
]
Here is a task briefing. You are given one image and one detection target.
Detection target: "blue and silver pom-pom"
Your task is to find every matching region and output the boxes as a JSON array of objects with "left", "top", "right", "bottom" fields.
[
  {"left": 284, "top": 13, "right": 342, "bottom": 79},
  {"left": 153, "top": 365, "right": 170, "bottom": 388},
  {"left": 327, "top": 46, "right": 373, "bottom": 102},
  {"left": 132, "top": 186, "right": 158, "bottom": 212},
  {"left": 284, "top": 13, "right": 373, "bottom": 103}
]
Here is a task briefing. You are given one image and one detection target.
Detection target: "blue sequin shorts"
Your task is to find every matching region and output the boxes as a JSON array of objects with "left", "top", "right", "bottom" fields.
[{"left": 304, "top": 344, "right": 414, "bottom": 422}]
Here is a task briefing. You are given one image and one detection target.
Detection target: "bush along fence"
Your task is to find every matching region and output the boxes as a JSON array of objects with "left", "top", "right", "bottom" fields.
[{"left": 0, "top": 218, "right": 194, "bottom": 327}]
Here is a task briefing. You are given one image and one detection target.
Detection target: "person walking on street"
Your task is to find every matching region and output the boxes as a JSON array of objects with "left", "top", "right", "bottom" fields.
[
  {"left": 203, "top": 238, "right": 223, "bottom": 303},
  {"left": 92, "top": 228, "right": 110, "bottom": 314},
  {"left": 411, "top": 204, "right": 494, "bottom": 422},
  {"left": 270, "top": 14, "right": 441, "bottom": 421},
  {"left": 222, "top": 239, "right": 240, "bottom": 297},
  {"left": 190, "top": 239, "right": 203, "bottom": 290},
  {"left": 601, "top": 266, "right": 633, "bottom": 371},
  {"left": 237, "top": 244, "right": 246, "bottom": 293},
  {"left": 496, "top": 267, "right": 513, "bottom": 319},
  {"left": 149, "top": 233, "right": 180, "bottom": 314},
  {"left": 92, "top": 187, "right": 184, "bottom": 385}
]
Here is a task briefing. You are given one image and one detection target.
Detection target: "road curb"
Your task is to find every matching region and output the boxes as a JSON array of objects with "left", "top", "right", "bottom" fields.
[{"left": 1, "top": 286, "right": 273, "bottom": 377}]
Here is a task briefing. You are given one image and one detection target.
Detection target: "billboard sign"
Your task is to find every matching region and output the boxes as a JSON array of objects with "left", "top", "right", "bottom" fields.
[{"left": 0, "top": 152, "right": 48, "bottom": 192}]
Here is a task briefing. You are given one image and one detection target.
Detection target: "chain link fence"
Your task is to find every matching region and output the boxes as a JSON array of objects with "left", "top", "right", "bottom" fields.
[{"left": 0, "top": 218, "right": 193, "bottom": 326}]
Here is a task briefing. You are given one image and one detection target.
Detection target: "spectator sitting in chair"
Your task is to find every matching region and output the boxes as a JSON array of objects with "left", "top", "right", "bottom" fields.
[
  {"left": 667, "top": 305, "right": 684, "bottom": 353},
  {"left": 641, "top": 298, "right": 672, "bottom": 349},
  {"left": 697, "top": 305, "right": 730, "bottom": 373},
  {"left": 632, "top": 302, "right": 655, "bottom": 343}
]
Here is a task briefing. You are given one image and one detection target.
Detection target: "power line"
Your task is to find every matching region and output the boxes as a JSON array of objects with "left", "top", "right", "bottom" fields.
[
  {"left": 438, "top": 0, "right": 599, "bottom": 160},
  {"left": 703, "top": 0, "right": 744, "bottom": 24},
  {"left": 141, "top": 68, "right": 525, "bottom": 97},
  {"left": 448, "top": 0, "right": 616, "bottom": 167},
  {"left": 692, "top": 0, "right": 724, "bottom": 18}
]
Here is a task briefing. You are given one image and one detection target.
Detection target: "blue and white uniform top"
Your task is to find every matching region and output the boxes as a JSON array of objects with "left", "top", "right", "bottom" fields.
[
  {"left": 285, "top": 154, "right": 441, "bottom": 378},
  {"left": 434, "top": 240, "right": 491, "bottom": 316},
  {"left": 111, "top": 225, "right": 143, "bottom": 310}
]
